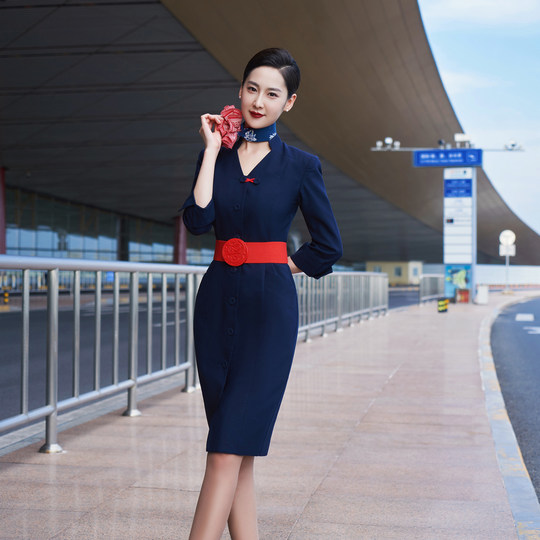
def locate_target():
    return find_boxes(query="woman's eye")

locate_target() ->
[247,86,256,92]
[268,92,278,98]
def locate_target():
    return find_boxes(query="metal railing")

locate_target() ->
[0,256,206,453]
[0,256,388,453]
[419,274,445,303]
[296,271,388,341]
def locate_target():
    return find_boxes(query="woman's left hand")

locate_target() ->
[287,257,302,274]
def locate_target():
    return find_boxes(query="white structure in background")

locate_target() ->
[499,229,516,293]
[443,167,475,265]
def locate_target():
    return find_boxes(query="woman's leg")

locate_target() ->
[227,456,259,539]
[189,452,243,540]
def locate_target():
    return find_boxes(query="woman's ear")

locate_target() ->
[283,94,297,112]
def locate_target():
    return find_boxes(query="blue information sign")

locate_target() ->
[444,178,472,198]
[444,264,471,298]
[413,148,483,167]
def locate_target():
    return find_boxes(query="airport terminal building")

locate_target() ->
[2,0,540,267]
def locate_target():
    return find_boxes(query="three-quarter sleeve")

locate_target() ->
[291,157,343,279]
[180,150,215,235]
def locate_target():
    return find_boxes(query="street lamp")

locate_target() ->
[374,138,402,151]
[371,134,523,153]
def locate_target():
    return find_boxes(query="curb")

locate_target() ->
[479,297,540,539]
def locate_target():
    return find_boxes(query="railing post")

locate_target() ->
[161,272,167,370]
[369,275,375,319]
[73,270,81,396]
[322,277,328,337]
[184,272,197,392]
[304,277,312,342]
[112,272,119,385]
[39,268,63,453]
[174,273,180,366]
[336,275,343,331]
[146,272,153,375]
[385,275,389,314]
[21,269,29,415]
[94,270,101,391]
[123,272,141,417]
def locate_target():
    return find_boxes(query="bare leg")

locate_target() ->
[189,452,243,540]
[228,456,259,539]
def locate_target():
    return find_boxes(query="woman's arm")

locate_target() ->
[193,114,223,208]
[290,157,342,278]
[180,114,223,235]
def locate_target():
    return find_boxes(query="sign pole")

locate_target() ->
[373,137,521,306]
[471,167,477,302]
[499,230,516,294]
[443,167,476,303]
[505,254,509,292]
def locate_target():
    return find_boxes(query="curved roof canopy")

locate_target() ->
[1,0,539,265]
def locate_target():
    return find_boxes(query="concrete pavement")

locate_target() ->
[1,292,540,539]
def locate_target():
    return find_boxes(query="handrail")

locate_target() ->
[0,255,388,453]
[419,274,445,303]
[0,255,207,274]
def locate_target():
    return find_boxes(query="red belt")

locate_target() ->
[214,238,287,266]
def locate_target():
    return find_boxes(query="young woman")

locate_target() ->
[181,48,342,539]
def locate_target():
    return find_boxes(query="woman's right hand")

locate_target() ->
[199,114,222,154]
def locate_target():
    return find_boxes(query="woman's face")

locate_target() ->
[239,66,296,129]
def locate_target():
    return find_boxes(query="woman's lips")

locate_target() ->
[250,111,264,119]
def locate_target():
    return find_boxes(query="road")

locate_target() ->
[491,296,540,499]
[388,287,420,310]
[0,300,187,421]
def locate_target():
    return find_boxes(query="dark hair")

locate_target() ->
[242,48,300,98]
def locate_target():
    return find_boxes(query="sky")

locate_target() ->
[417,0,540,236]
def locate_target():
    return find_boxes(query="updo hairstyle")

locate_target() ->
[242,48,301,99]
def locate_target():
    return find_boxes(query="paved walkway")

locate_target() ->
[1,292,540,539]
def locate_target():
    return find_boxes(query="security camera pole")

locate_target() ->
[371,134,523,303]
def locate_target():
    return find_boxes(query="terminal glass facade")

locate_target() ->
[5,188,173,262]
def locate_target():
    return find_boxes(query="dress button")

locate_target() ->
[227,328,234,336]
[233,204,240,211]
[228,297,237,305]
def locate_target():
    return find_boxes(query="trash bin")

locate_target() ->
[476,285,489,305]
[455,289,470,303]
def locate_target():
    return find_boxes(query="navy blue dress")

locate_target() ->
[182,134,342,456]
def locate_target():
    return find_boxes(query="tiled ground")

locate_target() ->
[0,294,529,539]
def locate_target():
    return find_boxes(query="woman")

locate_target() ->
[182,48,342,539]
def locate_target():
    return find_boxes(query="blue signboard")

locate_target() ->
[444,264,471,298]
[444,178,472,198]
[413,148,482,167]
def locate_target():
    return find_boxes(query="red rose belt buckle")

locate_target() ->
[222,238,248,266]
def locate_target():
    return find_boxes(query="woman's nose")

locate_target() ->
[253,93,263,108]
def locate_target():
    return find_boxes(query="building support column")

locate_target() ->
[117,216,129,261]
[173,216,187,265]
[0,167,6,254]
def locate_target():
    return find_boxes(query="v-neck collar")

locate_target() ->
[235,134,282,178]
